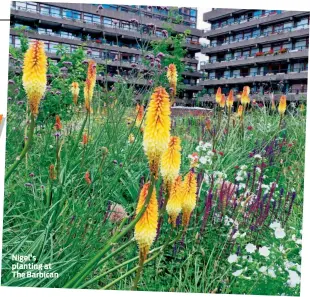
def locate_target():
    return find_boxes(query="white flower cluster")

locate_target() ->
[270,221,286,239]
[195,141,214,166]
[236,165,248,182]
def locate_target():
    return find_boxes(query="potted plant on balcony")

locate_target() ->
[278,47,287,54]
[255,51,264,57]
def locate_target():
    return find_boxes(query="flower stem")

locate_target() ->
[5,114,36,182]
[63,174,157,288]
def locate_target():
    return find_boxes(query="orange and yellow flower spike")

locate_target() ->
[237,105,243,117]
[167,64,178,96]
[54,115,62,131]
[226,89,234,110]
[22,40,47,116]
[219,94,226,108]
[84,60,97,112]
[241,86,251,105]
[215,87,222,104]
[71,82,80,105]
[136,104,144,127]
[143,87,171,177]
[278,95,287,115]
[166,175,183,227]
[160,136,181,189]
[0,114,3,124]
[134,182,158,262]
[181,171,197,228]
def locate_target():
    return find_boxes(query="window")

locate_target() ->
[63,9,81,20]
[103,4,118,11]
[263,26,272,35]
[51,7,61,18]
[92,49,100,58]
[40,5,50,16]
[242,49,250,57]
[252,28,260,37]
[156,30,163,37]
[250,67,258,76]
[93,15,100,24]
[38,28,53,35]
[15,37,21,48]
[244,30,252,39]
[234,50,242,58]
[253,10,262,18]
[104,17,112,26]
[295,39,307,49]
[262,45,271,52]
[120,22,130,31]
[9,35,13,45]
[273,23,283,33]
[284,22,293,31]
[296,18,309,27]
[50,42,58,53]
[232,69,240,77]
[84,13,93,23]
[190,9,197,17]
[251,47,259,55]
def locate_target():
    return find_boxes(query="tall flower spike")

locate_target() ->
[219,94,226,108]
[134,182,158,262]
[181,171,197,228]
[166,176,183,227]
[227,89,234,110]
[160,136,181,189]
[143,87,171,177]
[54,115,62,131]
[278,95,287,115]
[136,104,144,127]
[241,86,250,105]
[215,87,222,104]
[71,82,80,105]
[237,105,243,117]
[22,40,47,116]
[84,60,97,112]
[167,64,178,96]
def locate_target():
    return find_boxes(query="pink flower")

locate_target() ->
[108,203,128,223]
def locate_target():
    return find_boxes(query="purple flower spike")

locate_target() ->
[54,132,61,139]
[8,79,15,85]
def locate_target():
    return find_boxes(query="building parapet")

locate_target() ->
[203,10,308,37]
[201,26,309,54]
[199,71,308,86]
[200,47,309,70]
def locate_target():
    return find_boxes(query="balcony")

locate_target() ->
[203,9,246,22]
[180,84,203,91]
[203,10,308,37]
[201,24,309,54]
[199,69,308,86]
[11,6,170,43]
[43,2,203,36]
[10,28,145,55]
[200,47,309,70]
[200,92,307,102]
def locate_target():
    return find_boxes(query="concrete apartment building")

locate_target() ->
[199,9,309,101]
[9,2,203,102]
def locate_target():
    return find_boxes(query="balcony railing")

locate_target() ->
[12,6,166,38]
[200,46,309,66]
[206,67,308,80]
[203,11,282,32]
[203,24,309,48]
